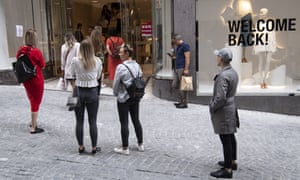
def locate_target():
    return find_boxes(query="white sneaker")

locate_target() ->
[137,144,144,152]
[114,147,130,155]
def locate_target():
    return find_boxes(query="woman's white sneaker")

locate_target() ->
[137,144,144,152]
[114,147,130,155]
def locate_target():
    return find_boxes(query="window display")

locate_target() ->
[152,0,173,79]
[196,0,300,95]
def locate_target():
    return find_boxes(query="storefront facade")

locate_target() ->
[152,0,300,115]
[0,0,153,83]
[0,0,51,84]
[0,0,299,115]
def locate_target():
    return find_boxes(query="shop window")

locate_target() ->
[4,0,49,63]
[152,0,173,79]
[196,0,300,95]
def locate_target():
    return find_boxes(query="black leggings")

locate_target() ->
[219,134,237,169]
[74,87,99,147]
[117,98,143,147]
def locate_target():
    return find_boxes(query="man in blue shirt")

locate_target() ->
[172,34,190,108]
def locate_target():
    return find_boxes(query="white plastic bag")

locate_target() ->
[56,77,66,90]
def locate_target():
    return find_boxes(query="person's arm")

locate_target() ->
[120,38,125,47]
[210,77,228,113]
[184,51,190,75]
[106,39,112,56]
[96,57,103,80]
[167,52,176,60]
[35,48,46,69]
[75,43,80,57]
[70,57,77,80]
[112,65,122,96]
[61,45,65,71]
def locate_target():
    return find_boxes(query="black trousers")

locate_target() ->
[74,87,99,147]
[117,98,143,147]
[219,134,237,169]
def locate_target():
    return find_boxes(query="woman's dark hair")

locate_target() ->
[90,29,104,55]
[77,23,82,29]
[123,44,134,57]
[109,29,118,36]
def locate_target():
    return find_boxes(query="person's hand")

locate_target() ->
[241,57,248,63]
[183,69,189,75]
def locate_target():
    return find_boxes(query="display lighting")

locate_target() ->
[237,0,252,15]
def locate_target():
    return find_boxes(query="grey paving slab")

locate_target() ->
[0,83,299,180]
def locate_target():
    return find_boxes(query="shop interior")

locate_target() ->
[49,0,152,80]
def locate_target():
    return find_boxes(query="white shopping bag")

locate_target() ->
[56,77,67,90]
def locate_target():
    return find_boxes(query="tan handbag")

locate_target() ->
[180,75,193,91]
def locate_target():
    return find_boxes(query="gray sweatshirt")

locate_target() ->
[112,60,142,103]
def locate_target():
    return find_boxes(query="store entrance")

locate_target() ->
[46,0,153,79]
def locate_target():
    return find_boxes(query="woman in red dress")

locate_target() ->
[106,29,124,81]
[16,29,46,134]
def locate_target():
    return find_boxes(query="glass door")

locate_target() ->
[45,0,69,76]
[120,0,153,76]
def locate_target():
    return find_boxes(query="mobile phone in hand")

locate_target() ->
[167,52,173,57]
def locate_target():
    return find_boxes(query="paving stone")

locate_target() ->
[0,84,299,179]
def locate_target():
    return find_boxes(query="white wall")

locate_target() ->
[0,1,11,70]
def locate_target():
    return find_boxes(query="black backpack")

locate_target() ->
[123,63,145,100]
[12,51,36,83]
[109,38,121,60]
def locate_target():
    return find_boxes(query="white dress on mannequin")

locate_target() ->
[254,9,277,88]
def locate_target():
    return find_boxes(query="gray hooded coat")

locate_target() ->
[209,65,239,134]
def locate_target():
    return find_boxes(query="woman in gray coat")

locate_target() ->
[209,47,239,179]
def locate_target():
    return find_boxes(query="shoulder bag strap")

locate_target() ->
[122,63,135,78]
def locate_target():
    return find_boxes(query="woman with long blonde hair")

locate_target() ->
[90,28,105,94]
[70,39,102,154]
[61,32,80,93]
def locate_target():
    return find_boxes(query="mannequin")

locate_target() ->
[233,0,254,63]
[254,8,277,88]
[240,12,252,63]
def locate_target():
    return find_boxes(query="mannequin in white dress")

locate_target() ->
[254,8,277,88]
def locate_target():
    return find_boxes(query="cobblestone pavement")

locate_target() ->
[0,84,299,180]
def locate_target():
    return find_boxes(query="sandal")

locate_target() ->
[30,127,44,134]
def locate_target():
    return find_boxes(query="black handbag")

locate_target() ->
[66,87,80,109]
[66,96,80,108]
